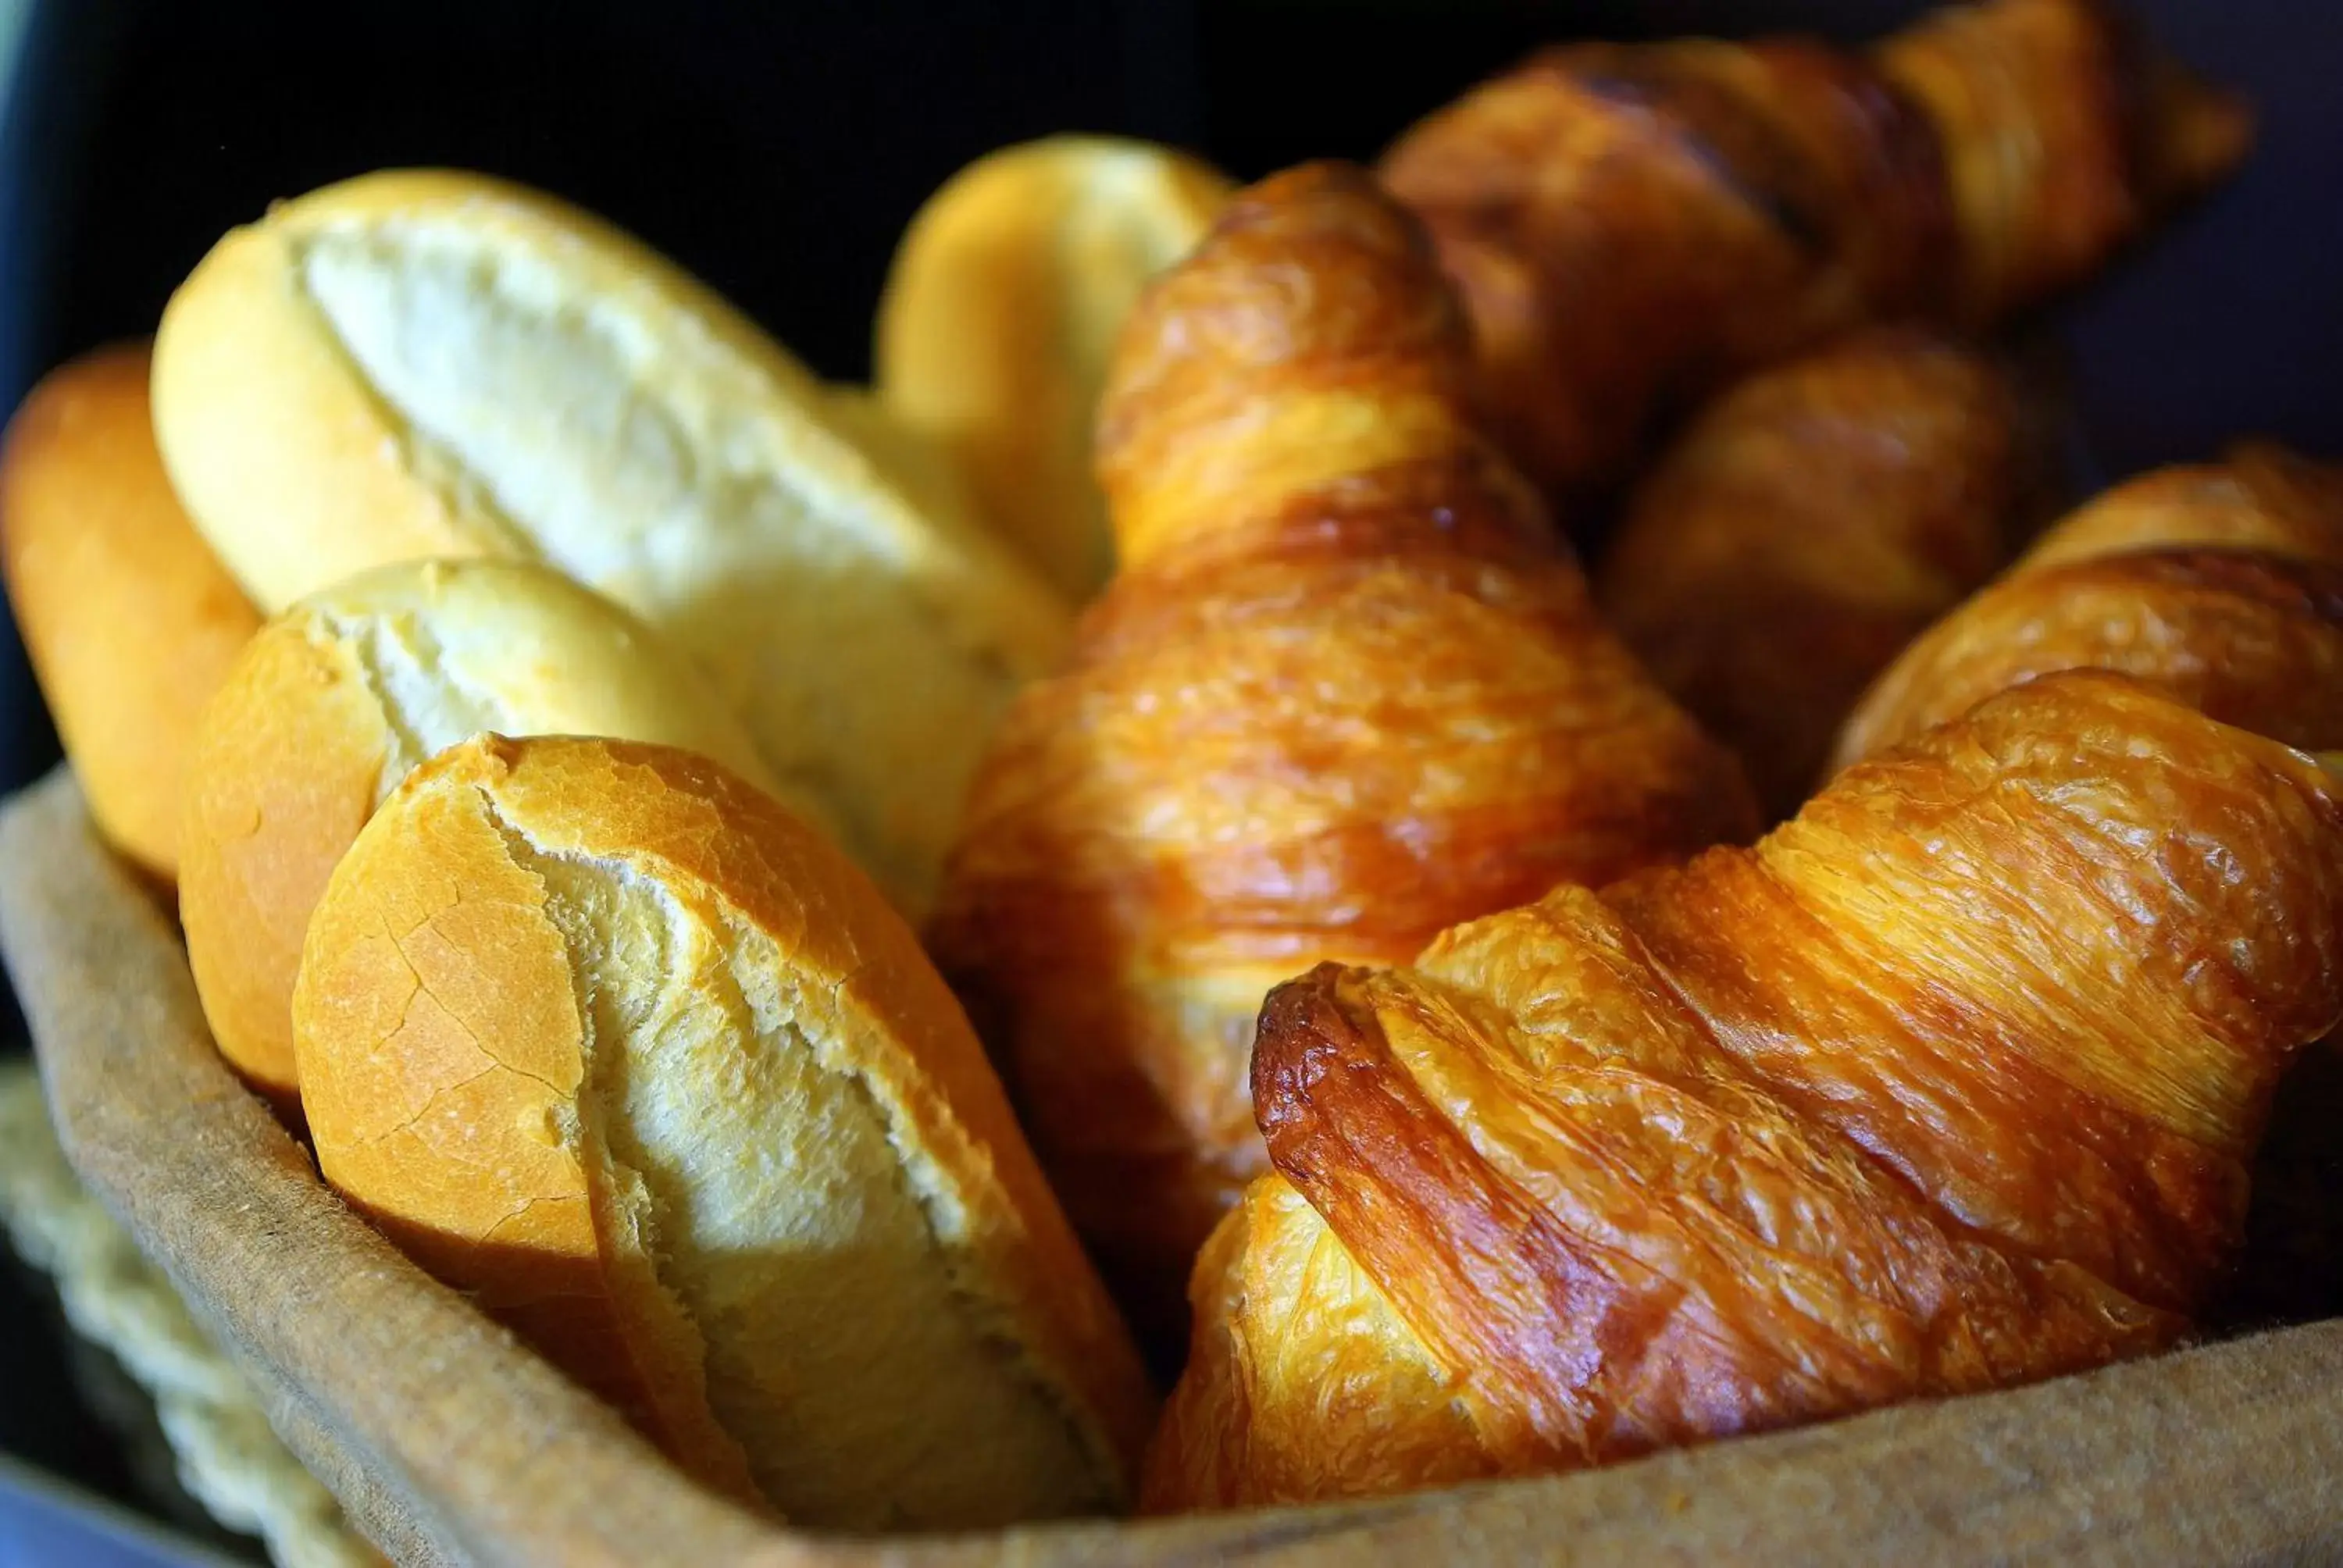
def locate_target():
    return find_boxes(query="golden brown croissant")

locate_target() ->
[1597,327,2054,818]
[1147,671,2343,1509]
[1822,444,2343,1332]
[1379,0,2251,500]
[1833,443,2343,768]
[930,162,1757,1351]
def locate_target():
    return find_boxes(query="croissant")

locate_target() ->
[930,163,1756,1350]
[1824,444,2343,1331]
[1147,671,2343,1509]
[1833,443,2343,768]
[1380,0,2250,499]
[1597,327,2053,818]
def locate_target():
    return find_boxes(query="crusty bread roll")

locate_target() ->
[293,732,1154,1527]
[180,557,799,1103]
[0,342,259,881]
[152,168,1072,915]
[876,136,1233,598]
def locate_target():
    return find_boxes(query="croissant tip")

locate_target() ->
[1251,964,1375,1130]
[2136,59,2256,208]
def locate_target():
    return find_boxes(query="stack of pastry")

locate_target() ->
[6,0,2340,1541]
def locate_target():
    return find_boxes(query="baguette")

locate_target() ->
[293,733,1154,1527]
[153,169,1072,915]
[0,343,259,881]
[876,137,1232,597]
[180,557,797,1102]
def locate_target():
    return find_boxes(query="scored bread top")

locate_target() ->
[178,557,797,1102]
[154,167,1074,915]
[0,342,259,881]
[293,734,1154,1528]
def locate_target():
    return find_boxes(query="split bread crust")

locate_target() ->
[154,168,1072,915]
[179,557,793,1102]
[293,733,1155,1529]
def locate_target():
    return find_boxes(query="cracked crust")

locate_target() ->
[178,556,791,1102]
[291,734,1155,1526]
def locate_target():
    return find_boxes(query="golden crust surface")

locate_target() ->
[179,608,385,1103]
[154,166,1072,914]
[1150,672,2343,1509]
[296,735,1154,1524]
[934,162,1756,1351]
[877,136,1235,598]
[291,734,753,1495]
[177,558,791,1103]
[1379,0,2245,498]
[1599,327,2043,818]
[1834,444,2343,769]
[0,343,259,881]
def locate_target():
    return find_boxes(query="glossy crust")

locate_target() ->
[0,344,259,881]
[1833,444,2343,768]
[294,736,1154,1526]
[1824,445,2343,1334]
[1379,0,2250,499]
[1877,0,2257,320]
[152,167,1071,915]
[931,163,1757,1352]
[876,136,1235,598]
[1599,328,2049,818]
[1149,672,2343,1509]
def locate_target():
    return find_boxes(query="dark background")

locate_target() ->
[0,0,2335,1555]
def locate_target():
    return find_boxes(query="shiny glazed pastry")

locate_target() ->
[152,169,1072,915]
[876,136,1236,598]
[1821,443,2343,1331]
[294,734,1154,1529]
[1148,672,2343,1509]
[179,558,794,1103]
[1833,443,2343,767]
[1599,328,2051,818]
[1381,0,2251,499]
[0,343,259,882]
[931,162,1757,1349]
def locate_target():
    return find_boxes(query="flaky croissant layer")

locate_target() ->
[933,163,1754,1352]
[1148,672,2343,1510]
[1835,443,2343,768]
[1821,445,2343,1333]
[1382,0,2250,500]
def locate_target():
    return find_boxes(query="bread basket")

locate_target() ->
[4,765,2339,1565]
